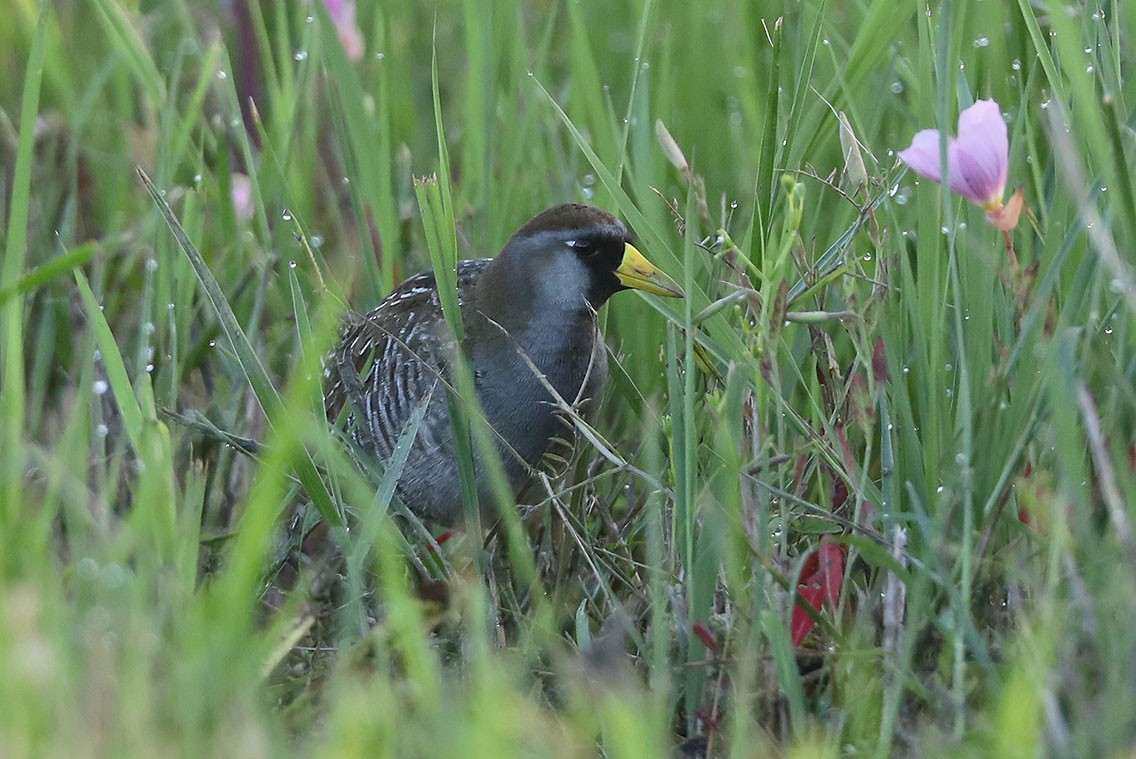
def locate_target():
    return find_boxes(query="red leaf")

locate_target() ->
[693,622,718,655]
[815,539,845,609]
[791,582,826,646]
[791,539,847,646]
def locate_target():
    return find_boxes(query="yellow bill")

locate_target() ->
[614,243,685,298]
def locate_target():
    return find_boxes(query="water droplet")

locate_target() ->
[167,302,175,310]
[1011,59,1021,70]
[145,363,154,373]
[217,70,228,80]
[945,363,953,372]
[375,51,385,59]
[311,235,324,248]
[822,38,830,45]
[145,258,158,273]
[730,200,738,209]
[974,36,990,48]
[208,340,217,348]
[890,81,904,94]
[92,380,109,395]
[305,15,314,23]
[193,173,202,185]
[341,176,351,185]
[95,423,109,438]
[289,260,298,269]
[282,209,293,221]
[142,322,155,335]
[863,253,872,261]
[294,50,308,61]
[902,366,910,374]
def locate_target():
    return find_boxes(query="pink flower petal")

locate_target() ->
[948,100,1008,208]
[898,129,949,184]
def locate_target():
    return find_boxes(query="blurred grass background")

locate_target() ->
[2,0,1135,755]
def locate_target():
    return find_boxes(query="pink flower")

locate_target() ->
[899,99,1022,232]
[230,173,253,222]
[320,0,364,62]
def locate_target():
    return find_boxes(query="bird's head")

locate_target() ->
[485,204,684,319]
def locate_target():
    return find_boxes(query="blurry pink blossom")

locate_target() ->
[899,99,1022,232]
[230,173,253,222]
[321,0,364,62]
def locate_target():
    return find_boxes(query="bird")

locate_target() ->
[324,203,684,526]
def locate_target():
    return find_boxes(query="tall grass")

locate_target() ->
[1,0,1134,755]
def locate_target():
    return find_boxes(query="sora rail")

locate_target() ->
[324,203,684,525]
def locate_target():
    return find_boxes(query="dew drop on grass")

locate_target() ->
[217,70,227,80]
[208,340,217,348]
[95,423,109,438]
[973,36,990,48]
[890,81,904,94]
[77,557,99,580]
[294,50,308,61]
[289,260,298,269]
[92,380,108,395]
[305,15,314,22]
[1011,59,1021,70]
[145,258,158,272]
[311,235,324,248]
[282,209,293,221]
[375,52,385,59]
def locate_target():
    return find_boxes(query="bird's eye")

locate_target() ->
[567,240,593,254]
